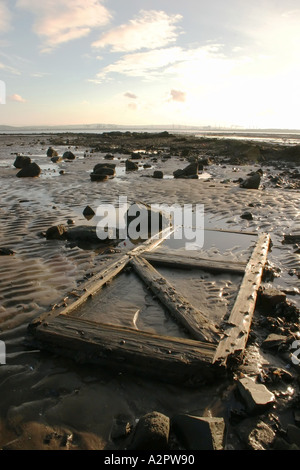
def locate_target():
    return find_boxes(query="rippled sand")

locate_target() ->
[0,134,299,449]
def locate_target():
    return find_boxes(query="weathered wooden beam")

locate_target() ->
[143,251,246,274]
[29,315,218,384]
[129,256,220,344]
[213,232,270,365]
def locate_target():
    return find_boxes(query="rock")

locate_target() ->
[93,163,116,172]
[171,414,225,450]
[0,247,14,256]
[128,411,170,450]
[237,376,275,413]
[63,151,76,160]
[282,232,300,244]
[47,147,58,157]
[125,201,171,241]
[173,162,198,179]
[104,153,114,160]
[13,155,31,168]
[257,287,287,311]
[261,333,289,350]
[240,173,261,189]
[125,159,139,171]
[46,225,68,240]
[90,173,109,182]
[93,166,115,176]
[16,162,41,178]
[153,170,164,179]
[241,211,253,220]
[67,225,114,244]
[83,206,95,219]
[51,156,62,163]
[236,418,276,450]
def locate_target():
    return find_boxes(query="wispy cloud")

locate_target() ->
[92,10,182,52]
[0,1,12,33]
[96,46,184,81]
[124,91,138,99]
[16,0,112,52]
[9,93,27,102]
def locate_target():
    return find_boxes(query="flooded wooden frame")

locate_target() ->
[27,227,270,384]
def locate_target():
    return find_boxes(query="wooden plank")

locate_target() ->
[129,256,220,344]
[143,251,246,274]
[213,233,270,365]
[28,315,218,384]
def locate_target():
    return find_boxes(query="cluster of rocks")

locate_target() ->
[13,155,41,178]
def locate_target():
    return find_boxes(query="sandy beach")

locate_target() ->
[0,132,299,450]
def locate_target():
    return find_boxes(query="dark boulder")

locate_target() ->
[173,162,198,179]
[51,156,63,163]
[90,173,109,181]
[63,151,76,160]
[47,147,58,157]
[125,160,139,171]
[153,170,164,179]
[16,162,41,178]
[93,163,116,171]
[240,173,261,189]
[13,155,31,168]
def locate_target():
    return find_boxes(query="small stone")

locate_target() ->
[237,376,275,412]
[83,206,95,219]
[0,247,14,256]
[241,211,253,220]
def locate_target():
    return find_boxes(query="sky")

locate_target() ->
[0,0,300,129]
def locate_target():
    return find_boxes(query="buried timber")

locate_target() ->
[26,205,270,384]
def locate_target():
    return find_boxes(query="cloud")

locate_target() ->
[94,44,233,83]
[92,10,182,52]
[0,1,11,33]
[9,93,27,103]
[124,92,137,99]
[96,46,184,81]
[169,89,186,102]
[16,0,111,51]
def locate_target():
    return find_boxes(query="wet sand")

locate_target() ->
[0,133,299,450]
